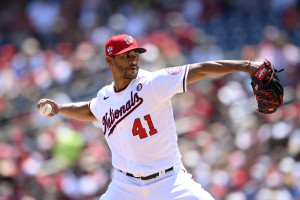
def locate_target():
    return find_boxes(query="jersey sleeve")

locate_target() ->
[150,65,189,103]
[89,95,102,122]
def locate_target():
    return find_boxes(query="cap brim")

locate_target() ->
[136,48,147,54]
[115,47,147,55]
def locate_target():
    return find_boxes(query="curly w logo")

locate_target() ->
[124,36,133,44]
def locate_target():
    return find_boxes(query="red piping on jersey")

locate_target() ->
[183,65,187,92]
[88,100,92,108]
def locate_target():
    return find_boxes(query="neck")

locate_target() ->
[113,78,132,92]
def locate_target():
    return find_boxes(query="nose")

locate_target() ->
[129,60,137,65]
[129,57,138,65]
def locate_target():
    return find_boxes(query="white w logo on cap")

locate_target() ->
[124,36,133,45]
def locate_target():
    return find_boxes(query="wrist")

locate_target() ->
[245,60,251,73]
[57,104,63,113]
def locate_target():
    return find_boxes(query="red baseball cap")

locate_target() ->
[105,34,146,56]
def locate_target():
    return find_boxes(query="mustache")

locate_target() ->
[127,64,138,69]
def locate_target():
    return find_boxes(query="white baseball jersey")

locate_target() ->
[89,65,189,176]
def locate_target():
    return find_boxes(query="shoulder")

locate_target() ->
[133,69,154,83]
[140,66,187,80]
[137,69,152,78]
[136,68,166,81]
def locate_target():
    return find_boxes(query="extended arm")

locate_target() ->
[37,99,97,121]
[187,60,260,85]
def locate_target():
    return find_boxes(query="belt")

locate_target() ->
[119,166,174,180]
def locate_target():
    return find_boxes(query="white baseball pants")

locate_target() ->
[99,167,215,200]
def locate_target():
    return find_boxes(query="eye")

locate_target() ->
[124,54,129,58]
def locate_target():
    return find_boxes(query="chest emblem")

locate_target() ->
[137,83,142,91]
[102,91,143,136]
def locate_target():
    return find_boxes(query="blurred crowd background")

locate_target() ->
[0,0,300,199]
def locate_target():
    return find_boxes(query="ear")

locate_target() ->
[106,56,113,67]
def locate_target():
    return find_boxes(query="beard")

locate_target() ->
[114,62,139,80]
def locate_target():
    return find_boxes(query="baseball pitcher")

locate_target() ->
[37,34,283,200]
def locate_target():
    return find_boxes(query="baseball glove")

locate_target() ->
[250,60,284,114]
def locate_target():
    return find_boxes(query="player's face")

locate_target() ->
[110,50,140,80]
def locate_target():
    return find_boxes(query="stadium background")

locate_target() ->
[0,0,300,199]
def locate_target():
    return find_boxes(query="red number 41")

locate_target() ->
[132,114,158,139]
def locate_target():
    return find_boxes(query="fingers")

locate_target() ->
[48,107,59,117]
[37,99,47,109]
[37,99,53,108]
[37,99,59,117]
